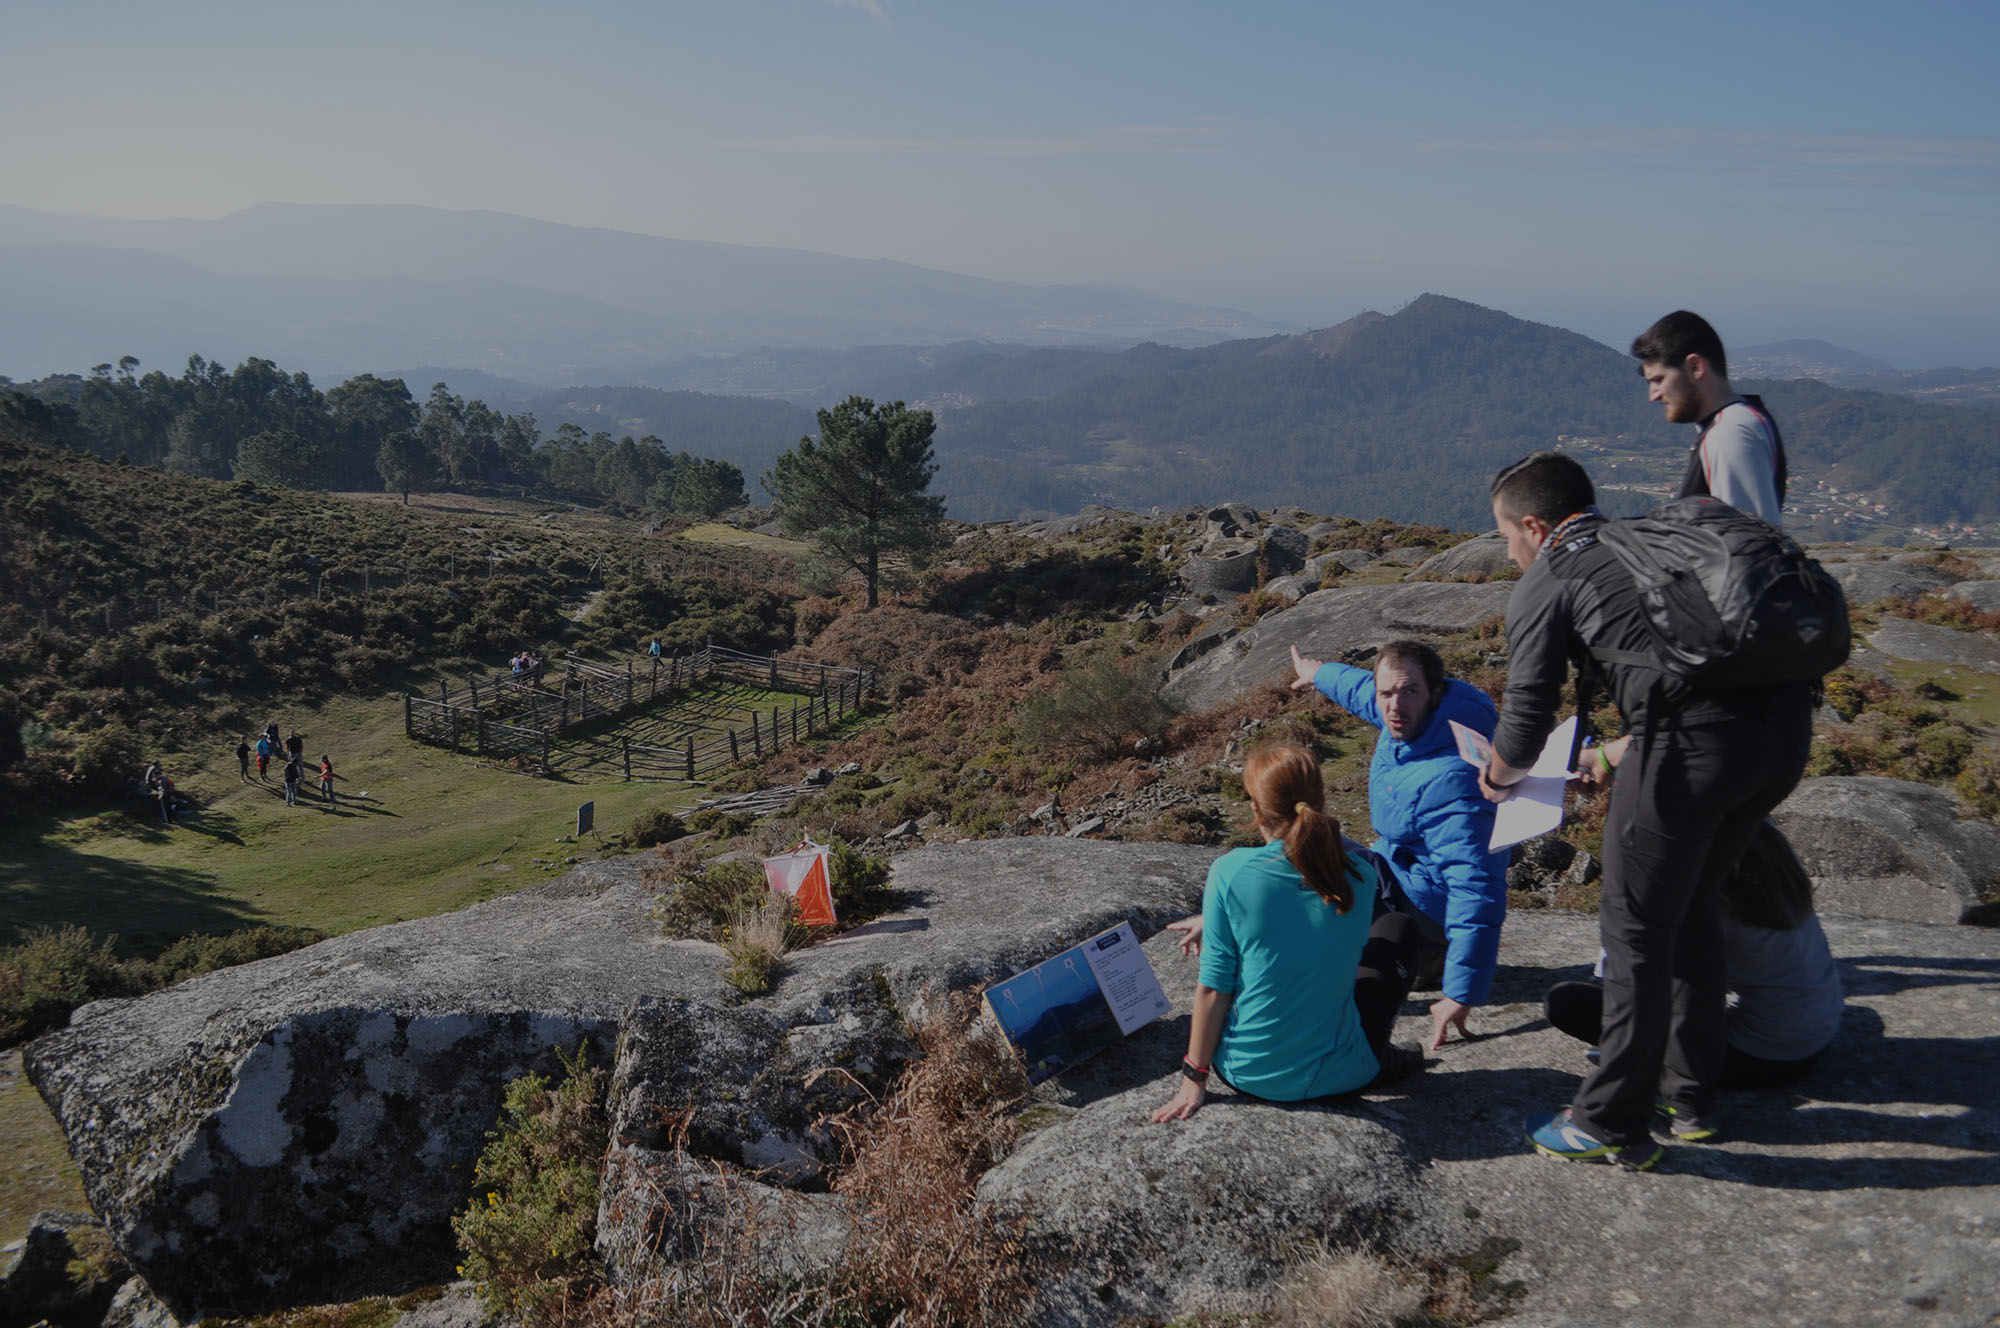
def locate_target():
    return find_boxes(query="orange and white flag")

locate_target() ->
[762,839,838,928]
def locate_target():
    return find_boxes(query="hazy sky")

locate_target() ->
[7,0,1997,365]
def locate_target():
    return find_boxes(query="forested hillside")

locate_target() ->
[0,359,801,518]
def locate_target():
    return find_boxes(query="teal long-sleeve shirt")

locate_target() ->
[1198,840,1380,1100]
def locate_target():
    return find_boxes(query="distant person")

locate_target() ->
[648,638,663,658]
[1541,820,1844,1094]
[255,733,272,779]
[1631,310,1786,524]
[142,760,161,795]
[1484,451,1812,1169]
[285,730,305,767]
[510,652,524,676]
[319,754,337,804]
[236,738,251,783]
[282,756,302,807]
[1288,641,1509,1051]
[264,721,282,753]
[1151,743,1426,1123]
[156,771,176,825]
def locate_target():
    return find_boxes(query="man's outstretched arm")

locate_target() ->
[1290,645,1382,729]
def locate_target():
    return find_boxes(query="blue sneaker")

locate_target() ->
[1526,1108,1663,1170]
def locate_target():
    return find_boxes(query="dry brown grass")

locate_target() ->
[1266,1246,1426,1328]
[826,990,1041,1328]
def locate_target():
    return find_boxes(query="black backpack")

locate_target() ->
[1590,497,1849,688]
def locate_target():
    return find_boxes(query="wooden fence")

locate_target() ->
[403,643,872,778]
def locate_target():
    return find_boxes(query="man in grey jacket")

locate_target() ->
[1632,310,1786,525]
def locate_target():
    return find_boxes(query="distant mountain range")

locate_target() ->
[1735,339,2000,406]
[0,203,1288,382]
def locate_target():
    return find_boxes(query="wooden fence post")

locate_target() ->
[769,653,779,687]
[627,661,635,711]
[685,737,695,781]
[791,703,798,745]
[751,712,762,755]
[729,729,739,761]
[478,715,488,756]
[404,694,412,737]
[621,736,632,782]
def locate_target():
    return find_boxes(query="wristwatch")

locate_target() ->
[1181,1059,1210,1084]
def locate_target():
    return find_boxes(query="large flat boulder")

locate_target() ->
[988,908,2000,1327]
[1163,582,1513,712]
[1408,531,1513,581]
[1826,560,1959,604]
[1866,616,2000,673]
[22,866,686,1317]
[1774,776,2000,925]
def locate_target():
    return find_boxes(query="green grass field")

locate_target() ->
[2,692,698,947]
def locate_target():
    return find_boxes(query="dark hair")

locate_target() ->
[1631,310,1729,380]
[1241,743,1353,913]
[1721,821,1813,931]
[1490,451,1596,525]
[1375,639,1444,697]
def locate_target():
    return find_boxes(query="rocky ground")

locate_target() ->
[12,835,1997,1328]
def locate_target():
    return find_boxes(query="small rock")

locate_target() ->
[101,1276,181,1328]
[835,762,862,776]
[887,819,921,840]
[1032,800,1060,823]
[1065,816,1107,838]
[802,767,832,786]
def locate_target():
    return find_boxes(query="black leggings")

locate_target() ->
[1544,980,1820,1092]
[1355,910,1427,1060]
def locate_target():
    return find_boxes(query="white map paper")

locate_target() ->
[1452,716,1578,851]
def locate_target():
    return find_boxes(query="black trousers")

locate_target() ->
[1544,980,1821,1092]
[1572,692,1812,1147]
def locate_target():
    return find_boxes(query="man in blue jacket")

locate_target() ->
[1290,641,1509,1050]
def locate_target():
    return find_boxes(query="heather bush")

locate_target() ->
[452,1045,608,1322]
[649,857,766,941]
[626,807,686,848]
[1019,652,1177,761]
[0,925,125,1044]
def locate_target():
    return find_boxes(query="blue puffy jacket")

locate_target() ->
[1313,662,1510,1005]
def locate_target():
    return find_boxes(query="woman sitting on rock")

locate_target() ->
[1542,820,1844,1112]
[1153,742,1427,1122]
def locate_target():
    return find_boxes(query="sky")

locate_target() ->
[6,0,1998,366]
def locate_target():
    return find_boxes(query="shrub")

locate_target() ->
[141,925,325,986]
[0,923,326,1048]
[626,806,686,848]
[0,925,126,1044]
[68,723,146,796]
[651,857,767,941]
[827,838,895,919]
[452,1045,607,1323]
[1019,653,1177,761]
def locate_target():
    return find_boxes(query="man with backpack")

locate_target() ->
[1632,310,1785,525]
[1482,451,1819,1170]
